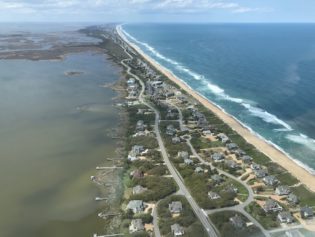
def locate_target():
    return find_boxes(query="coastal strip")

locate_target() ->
[116,25,315,193]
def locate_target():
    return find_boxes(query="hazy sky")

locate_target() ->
[0,0,315,23]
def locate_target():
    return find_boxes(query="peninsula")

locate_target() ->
[83,24,315,237]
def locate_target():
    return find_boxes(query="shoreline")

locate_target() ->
[116,25,315,193]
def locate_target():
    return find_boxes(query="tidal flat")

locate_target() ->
[0,51,123,237]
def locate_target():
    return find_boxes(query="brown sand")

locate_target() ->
[117,26,315,192]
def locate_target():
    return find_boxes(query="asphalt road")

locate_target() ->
[117,36,220,237]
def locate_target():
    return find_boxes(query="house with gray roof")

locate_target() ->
[217,133,230,143]
[287,193,299,205]
[169,201,183,214]
[166,124,176,136]
[224,184,239,194]
[136,120,146,131]
[184,158,193,165]
[277,211,294,223]
[171,224,185,236]
[128,145,145,161]
[202,130,212,136]
[263,175,279,186]
[195,167,204,173]
[211,174,224,184]
[229,215,244,229]
[208,191,221,200]
[226,143,238,151]
[197,117,209,129]
[225,160,238,169]
[234,149,246,157]
[172,136,181,144]
[127,78,136,85]
[127,200,145,214]
[263,199,283,213]
[250,163,261,171]
[129,219,144,233]
[211,152,225,163]
[166,108,178,119]
[132,145,145,155]
[241,155,253,164]
[132,185,147,195]
[254,169,268,178]
[275,185,291,196]
[300,206,314,219]
[177,151,189,160]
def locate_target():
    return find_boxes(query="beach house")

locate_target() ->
[229,215,245,229]
[263,175,279,186]
[127,200,145,214]
[300,206,314,219]
[171,224,185,236]
[208,191,221,200]
[277,212,294,223]
[177,151,189,160]
[275,185,291,196]
[169,201,183,214]
[129,219,144,233]
[132,185,148,195]
[263,199,283,213]
[211,152,225,163]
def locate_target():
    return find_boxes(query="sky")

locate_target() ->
[0,0,315,23]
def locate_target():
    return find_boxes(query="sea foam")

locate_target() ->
[123,26,293,132]
[121,25,315,175]
[287,134,315,151]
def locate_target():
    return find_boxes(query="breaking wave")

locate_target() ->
[287,134,315,151]
[123,26,293,131]
[121,25,315,172]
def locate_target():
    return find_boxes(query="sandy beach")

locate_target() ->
[117,25,315,193]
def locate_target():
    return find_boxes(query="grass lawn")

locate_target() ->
[276,172,299,186]
[232,180,249,202]
[291,185,315,206]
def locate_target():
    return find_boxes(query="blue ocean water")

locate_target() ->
[122,23,315,173]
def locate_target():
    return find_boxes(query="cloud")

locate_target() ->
[0,0,274,21]
[154,0,273,14]
[130,0,153,4]
[232,6,274,13]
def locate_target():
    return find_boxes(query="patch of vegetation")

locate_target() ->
[147,165,168,176]
[126,106,155,136]
[130,176,177,202]
[158,195,207,237]
[291,185,315,206]
[265,162,286,175]
[276,172,299,186]
[146,149,163,163]
[210,211,264,237]
[245,202,279,230]
[130,160,155,172]
[183,171,238,209]
[230,180,249,202]
[129,136,158,150]
[190,135,222,151]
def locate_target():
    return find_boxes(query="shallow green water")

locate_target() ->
[0,52,121,237]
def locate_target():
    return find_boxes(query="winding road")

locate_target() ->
[170,102,271,237]
[116,33,220,237]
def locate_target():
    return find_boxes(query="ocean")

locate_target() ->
[122,23,315,174]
